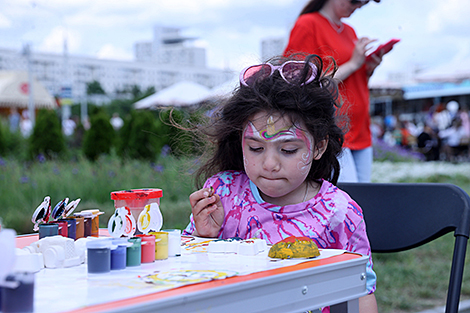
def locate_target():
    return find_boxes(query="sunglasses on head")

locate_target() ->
[240,61,318,87]
[350,0,370,5]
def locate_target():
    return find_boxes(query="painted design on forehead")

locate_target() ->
[245,121,295,142]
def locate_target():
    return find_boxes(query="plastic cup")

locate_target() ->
[110,189,163,230]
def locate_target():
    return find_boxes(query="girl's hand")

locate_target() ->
[189,187,224,238]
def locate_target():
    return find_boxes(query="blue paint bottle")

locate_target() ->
[86,240,111,274]
[110,239,127,270]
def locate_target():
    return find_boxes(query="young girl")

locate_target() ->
[183,54,377,312]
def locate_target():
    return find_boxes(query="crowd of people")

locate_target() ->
[371,100,470,162]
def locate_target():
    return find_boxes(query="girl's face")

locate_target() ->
[242,112,327,206]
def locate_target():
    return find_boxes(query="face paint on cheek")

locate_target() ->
[293,127,314,175]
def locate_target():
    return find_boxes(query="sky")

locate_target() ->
[1,0,470,86]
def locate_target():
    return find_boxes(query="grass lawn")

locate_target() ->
[1,156,470,312]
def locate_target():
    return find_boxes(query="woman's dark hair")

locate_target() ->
[299,0,327,15]
[188,54,345,188]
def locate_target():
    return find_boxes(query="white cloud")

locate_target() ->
[38,26,81,53]
[96,44,132,60]
[0,12,12,28]
[427,0,470,34]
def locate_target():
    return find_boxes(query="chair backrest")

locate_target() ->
[337,182,470,313]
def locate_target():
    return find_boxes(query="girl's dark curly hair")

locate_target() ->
[191,54,345,188]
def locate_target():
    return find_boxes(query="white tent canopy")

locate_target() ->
[206,76,239,101]
[134,81,212,109]
[0,71,56,109]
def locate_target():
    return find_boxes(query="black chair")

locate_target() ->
[336,182,470,313]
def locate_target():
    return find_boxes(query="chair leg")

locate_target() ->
[445,236,468,313]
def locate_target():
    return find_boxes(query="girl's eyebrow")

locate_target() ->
[243,135,303,143]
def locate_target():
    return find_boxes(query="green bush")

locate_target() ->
[119,110,163,161]
[28,109,65,159]
[82,112,115,161]
[0,119,5,156]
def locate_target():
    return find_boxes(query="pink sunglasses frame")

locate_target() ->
[239,61,318,87]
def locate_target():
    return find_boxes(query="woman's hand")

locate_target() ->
[189,187,225,238]
[365,51,383,78]
[351,37,376,68]
[335,37,376,81]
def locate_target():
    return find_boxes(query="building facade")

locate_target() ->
[0,26,233,104]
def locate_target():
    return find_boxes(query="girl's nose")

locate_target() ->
[262,151,280,172]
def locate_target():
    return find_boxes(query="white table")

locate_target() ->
[16,234,368,313]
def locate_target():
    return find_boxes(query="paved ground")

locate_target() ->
[371,161,470,183]
[416,299,470,313]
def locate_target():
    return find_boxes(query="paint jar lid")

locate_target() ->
[64,199,81,218]
[32,196,51,230]
[86,239,112,249]
[110,189,163,200]
[51,198,69,220]
[111,238,132,249]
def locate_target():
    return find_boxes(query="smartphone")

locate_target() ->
[366,38,400,61]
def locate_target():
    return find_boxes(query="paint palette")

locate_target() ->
[107,206,136,238]
[207,238,268,256]
[137,202,163,234]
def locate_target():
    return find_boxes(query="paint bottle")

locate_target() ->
[149,231,168,260]
[161,229,181,257]
[126,237,141,267]
[38,223,59,239]
[110,239,127,270]
[1,273,35,313]
[136,234,155,263]
[59,218,76,240]
[86,240,111,274]
[83,216,92,237]
[51,220,68,237]
[74,216,84,239]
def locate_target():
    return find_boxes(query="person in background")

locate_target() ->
[20,110,33,138]
[110,112,124,131]
[284,0,385,182]
[9,108,20,133]
[182,54,377,312]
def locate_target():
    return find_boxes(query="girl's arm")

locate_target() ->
[359,294,378,313]
[189,187,225,238]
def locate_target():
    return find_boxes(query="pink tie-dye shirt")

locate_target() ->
[184,170,376,295]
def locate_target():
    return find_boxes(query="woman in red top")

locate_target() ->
[284,0,383,183]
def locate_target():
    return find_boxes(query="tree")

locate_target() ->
[28,109,65,159]
[86,80,106,95]
[82,112,114,161]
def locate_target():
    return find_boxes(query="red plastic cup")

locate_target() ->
[110,189,163,224]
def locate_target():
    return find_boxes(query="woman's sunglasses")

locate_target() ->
[240,61,318,87]
[351,0,370,5]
